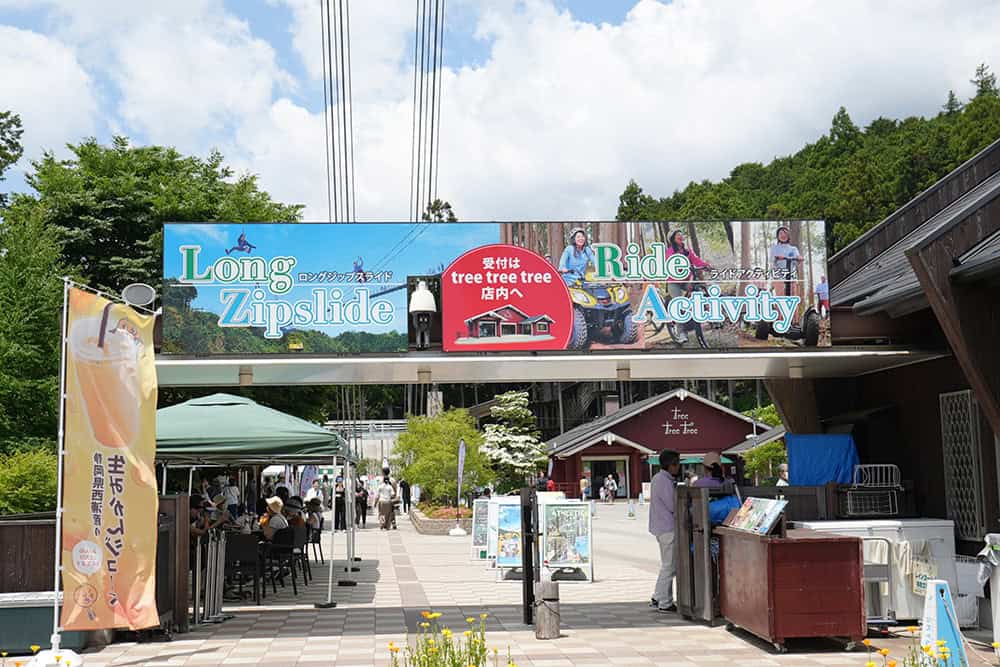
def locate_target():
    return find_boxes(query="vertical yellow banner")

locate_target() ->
[60,287,160,631]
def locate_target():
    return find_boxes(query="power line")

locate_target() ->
[337,0,351,223]
[433,0,445,201]
[319,0,333,222]
[408,0,420,222]
[344,0,357,223]
[322,0,339,221]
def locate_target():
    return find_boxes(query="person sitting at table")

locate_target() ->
[260,496,289,540]
[306,497,323,531]
[284,497,307,528]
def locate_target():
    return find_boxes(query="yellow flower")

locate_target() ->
[442,628,453,637]
[430,612,443,619]
[421,610,432,619]
[862,639,872,647]
[922,646,932,654]
[464,630,472,637]
[879,648,890,656]
[428,639,435,646]
[907,626,919,633]
[429,647,437,654]
[480,612,489,619]
[466,617,476,623]
[420,622,430,628]
[30,646,40,654]
[865,662,876,667]
[993,642,1000,649]
[888,662,897,667]
[936,640,947,647]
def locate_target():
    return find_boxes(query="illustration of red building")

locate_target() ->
[462,305,554,340]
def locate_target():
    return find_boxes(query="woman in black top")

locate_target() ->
[334,476,347,531]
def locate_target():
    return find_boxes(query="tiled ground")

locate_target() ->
[80,504,993,666]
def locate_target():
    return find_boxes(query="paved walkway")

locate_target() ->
[81,503,989,666]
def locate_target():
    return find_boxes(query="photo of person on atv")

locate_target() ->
[500,221,830,350]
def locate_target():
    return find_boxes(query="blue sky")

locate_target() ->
[164,222,499,334]
[3,1,999,222]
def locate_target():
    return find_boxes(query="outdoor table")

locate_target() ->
[715,527,865,653]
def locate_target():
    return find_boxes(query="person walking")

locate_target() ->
[605,475,618,504]
[223,476,241,518]
[650,449,680,613]
[355,482,369,528]
[334,476,347,531]
[579,473,590,500]
[377,475,396,530]
[399,479,411,514]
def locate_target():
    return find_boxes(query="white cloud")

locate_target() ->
[4,0,1000,222]
[0,26,97,167]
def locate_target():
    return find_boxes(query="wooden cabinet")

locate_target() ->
[716,527,865,652]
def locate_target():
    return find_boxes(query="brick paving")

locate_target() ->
[80,503,992,666]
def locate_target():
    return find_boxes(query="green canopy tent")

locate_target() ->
[156,393,350,467]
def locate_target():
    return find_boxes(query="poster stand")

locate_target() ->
[541,502,594,584]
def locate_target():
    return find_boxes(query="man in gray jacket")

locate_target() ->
[649,449,680,612]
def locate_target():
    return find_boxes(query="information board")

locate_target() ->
[543,503,592,568]
[496,504,523,568]
[724,496,787,535]
[471,499,489,559]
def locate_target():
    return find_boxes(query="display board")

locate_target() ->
[496,504,523,568]
[724,497,788,535]
[542,503,592,568]
[471,499,489,559]
[162,221,831,354]
[486,496,520,565]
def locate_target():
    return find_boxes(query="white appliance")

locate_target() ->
[793,519,958,621]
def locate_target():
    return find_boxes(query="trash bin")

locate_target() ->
[534,581,560,640]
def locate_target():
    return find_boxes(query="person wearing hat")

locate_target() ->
[558,227,595,286]
[260,496,289,540]
[649,449,680,613]
[284,496,307,528]
[692,452,726,488]
[306,497,323,532]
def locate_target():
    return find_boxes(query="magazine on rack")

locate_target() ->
[724,497,787,535]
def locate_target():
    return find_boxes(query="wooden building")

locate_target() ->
[774,136,1000,554]
[547,388,769,498]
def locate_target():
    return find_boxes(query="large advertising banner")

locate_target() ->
[162,221,829,354]
[61,288,160,631]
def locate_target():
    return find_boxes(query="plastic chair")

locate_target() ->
[267,528,299,596]
[292,524,311,585]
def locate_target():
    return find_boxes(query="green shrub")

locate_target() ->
[0,447,58,515]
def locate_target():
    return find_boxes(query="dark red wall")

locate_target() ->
[613,396,754,454]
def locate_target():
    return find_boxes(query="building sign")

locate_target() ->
[61,288,160,630]
[663,406,698,435]
[162,221,830,354]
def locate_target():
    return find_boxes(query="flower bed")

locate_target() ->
[390,611,517,667]
[410,505,473,535]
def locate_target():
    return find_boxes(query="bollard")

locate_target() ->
[534,581,560,640]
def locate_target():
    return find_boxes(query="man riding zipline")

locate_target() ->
[225,231,257,255]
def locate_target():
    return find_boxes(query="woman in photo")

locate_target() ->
[558,227,595,286]
[770,226,804,298]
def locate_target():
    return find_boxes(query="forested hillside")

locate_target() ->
[617,65,1000,255]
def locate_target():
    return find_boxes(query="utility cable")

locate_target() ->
[319,0,333,222]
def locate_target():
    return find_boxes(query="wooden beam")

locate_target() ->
[906,198,1000,434]
[764,379,821,433]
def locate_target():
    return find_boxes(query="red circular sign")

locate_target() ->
[441,244,573,352]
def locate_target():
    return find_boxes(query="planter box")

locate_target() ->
[0,593,89,654]
[410,508,473,536]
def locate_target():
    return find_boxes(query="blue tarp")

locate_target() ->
[785,433,859,485]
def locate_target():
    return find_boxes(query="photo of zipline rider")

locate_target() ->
[754,225,821,347]
[560,227,638,350]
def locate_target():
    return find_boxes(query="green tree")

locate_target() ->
[0,204,67,453]
[0,448,59,514]
[394,408,491,503]
[943,90,963,116]
[971,63,999,99]
[0,110,24,208]
[741,404,785,484]
[480,390,546,493]
[21,136,302,293]
[422,198,457,222]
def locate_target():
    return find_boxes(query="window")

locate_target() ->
[940,390,986,541]
[537,322,549,332]
[500,323,516,336]
[478,321,496,337]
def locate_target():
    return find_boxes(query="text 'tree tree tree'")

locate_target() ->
[393,408,492,504]
[481,390,547,493]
